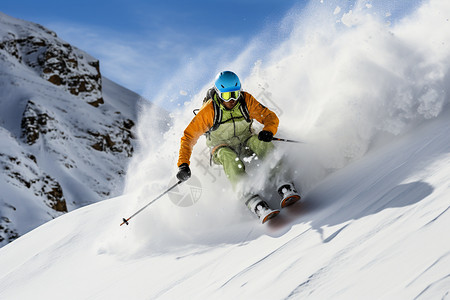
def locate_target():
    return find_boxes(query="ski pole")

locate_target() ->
[120,180,183,226]
[273,137,305,144]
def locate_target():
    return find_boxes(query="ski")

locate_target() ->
[246,195,281,224]
[261,209,280,224]
[278,183,301,208]
[281,194,301,208]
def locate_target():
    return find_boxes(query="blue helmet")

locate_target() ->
[214,71,241,93]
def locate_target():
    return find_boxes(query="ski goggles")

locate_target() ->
[218,90,241,102]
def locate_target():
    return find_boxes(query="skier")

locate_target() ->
[176,71,300,223]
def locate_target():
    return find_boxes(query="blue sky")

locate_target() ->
[2,0,423,109]
[2,0,303,108]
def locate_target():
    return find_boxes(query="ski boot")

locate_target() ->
[278,183,301,208]
[245,195,280,224]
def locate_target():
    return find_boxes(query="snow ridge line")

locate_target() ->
[219,227,313,289]
[414,274,450,300]
[407,251,450,289]
[424,205,450,227]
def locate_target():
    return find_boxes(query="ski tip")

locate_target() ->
[281,195,301,208]
[262,210,280,224]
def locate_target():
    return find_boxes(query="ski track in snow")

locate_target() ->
[219,226,313,289]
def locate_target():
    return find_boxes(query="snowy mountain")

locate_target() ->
[0,110,449,299]
[0,12,167,246]
[1,0,450,299]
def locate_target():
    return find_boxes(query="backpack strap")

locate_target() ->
[238,92,251,122]
[194,87,217,115]
[195,87,221,132]
[210,90,250,130]
[204,87,215,104]
[197,88,249,131]
[210,93,222,131]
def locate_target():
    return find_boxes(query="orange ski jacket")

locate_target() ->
[177,92,279,166]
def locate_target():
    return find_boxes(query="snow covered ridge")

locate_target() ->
[0,12,103,107]
[0,12,166,246]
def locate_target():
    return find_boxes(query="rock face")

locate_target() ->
[1,152,67,213]
[0,27,103,106]
[0,12,167,246]
[21,100,58,145]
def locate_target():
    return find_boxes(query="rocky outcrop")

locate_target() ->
[0,150,66,244]
[21,101,58,145]
[88,117,135,157]
[0,153,67,214]
[0,216,19,244]
[0,31,103,106]
[0,12,158,248]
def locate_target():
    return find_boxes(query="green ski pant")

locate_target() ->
[212,135,274,188]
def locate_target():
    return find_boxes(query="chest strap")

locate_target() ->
[210,92,250,132]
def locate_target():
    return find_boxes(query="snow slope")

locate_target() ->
[0,107,448,300]
[0,12,168,246]
[1,0,450,299]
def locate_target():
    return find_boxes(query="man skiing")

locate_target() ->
[176,71,300,223]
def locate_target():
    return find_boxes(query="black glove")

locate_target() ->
[258,130,274,142]
[176,163,191,182]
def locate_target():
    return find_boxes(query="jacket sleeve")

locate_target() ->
[177,102,214,166]
[245,93,279,135]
